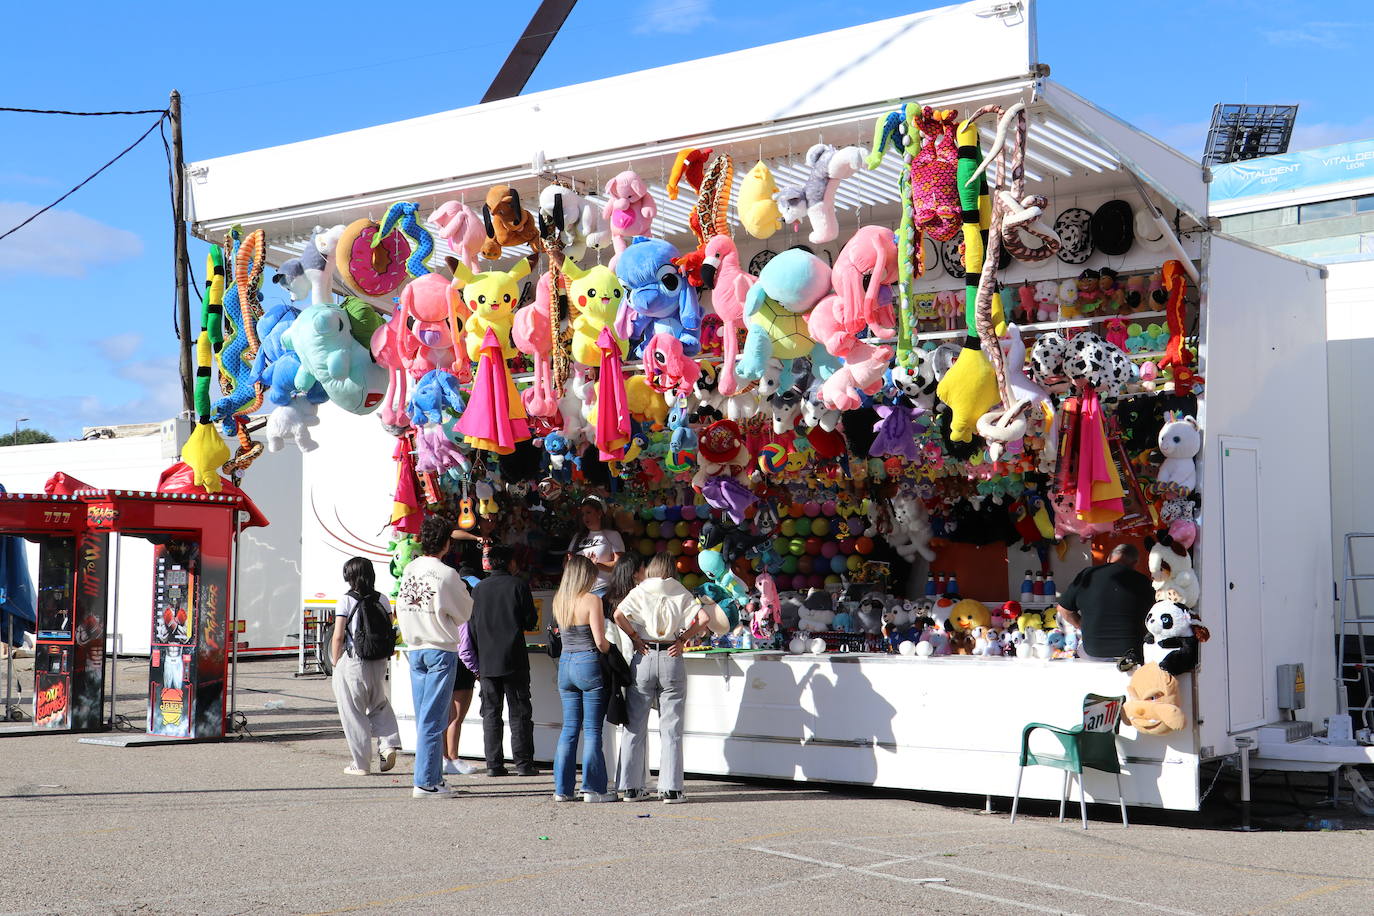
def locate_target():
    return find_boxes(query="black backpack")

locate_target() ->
[347,589,397,660]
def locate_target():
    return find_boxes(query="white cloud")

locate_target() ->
[0,202,143,277]
[634,0,715,35]
[1133,116,1212,160]
[95,331,143,363]
[0,351,184,441]
[1290,117,1374,152]
[1263,21,1364,50]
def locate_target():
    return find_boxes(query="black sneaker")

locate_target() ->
[486,767,510,777]
[661,790,687,804]
[515,765,541,777]
[622,788,653,802]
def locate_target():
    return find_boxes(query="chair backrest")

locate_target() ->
[1081,693,1125,734]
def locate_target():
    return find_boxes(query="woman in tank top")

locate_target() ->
[552,556,614,802]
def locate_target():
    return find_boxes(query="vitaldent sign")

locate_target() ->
[1211,138,1374,201]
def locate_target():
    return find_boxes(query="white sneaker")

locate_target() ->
[552,793,577,802]
[343,765,369,776]
[379,746,397,773]
[443,759,475,776]
[412,783,454,799]
[583,791,620,803]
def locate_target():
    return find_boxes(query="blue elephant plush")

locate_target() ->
[253,303,327,408]
[283,303,387,415]
[613,237,702,358]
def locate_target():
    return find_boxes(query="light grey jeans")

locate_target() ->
[618,649,687,793]
[332,653,401,771]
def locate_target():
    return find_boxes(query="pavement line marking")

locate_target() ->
[731,828,820,843]
[652,871,831,914]
[1238,879,1369,915]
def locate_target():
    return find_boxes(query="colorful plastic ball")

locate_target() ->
[655,539,669,554]
[810,518,831,537]
[803,500,821,517]
[781,556,799,574]
[772,537,790,556]
[681,538,698,556]
[805,537,823,556]
[855,536,875,555]
[791,574,810,591]
[788,503,806,519]
[821,500,837,517]
[807,575,825,590]
[673,521,689,538]
[645,521,660,539]
[653,506,667,521]
[780,518,798,537]
[637,538,656,556]
[820,541,840,559]
[759,443,788,474]
[639,507,655,520]
[675,556,694,575]
[824,575,842,588]
[846,555,863,572]
[732,557,755,578]
[667,539,684,556]
[681,505,697,521]
[839,538,858,554]
[683,573,703,589]
[797,556,814,575]
[788,538,807,556]
[831,555,850,574]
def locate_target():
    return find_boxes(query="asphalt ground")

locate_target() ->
[2,657,1373,915]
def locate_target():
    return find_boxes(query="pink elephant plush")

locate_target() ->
[429,201,486,274]
[602,171,657,266]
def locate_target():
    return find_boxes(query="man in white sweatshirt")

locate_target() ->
[396,515,473,798]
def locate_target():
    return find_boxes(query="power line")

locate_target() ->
[0,106,168,116]
[0,113,167,245]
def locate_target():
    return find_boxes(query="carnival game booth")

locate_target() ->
[186,0,1333,811]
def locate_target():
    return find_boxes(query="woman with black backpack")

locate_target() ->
[331,557,401,776]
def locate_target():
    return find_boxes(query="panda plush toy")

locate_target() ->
[1143,601,1206,676]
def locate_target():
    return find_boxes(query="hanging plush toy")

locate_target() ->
[335,218,409,300]
[430,201,486,273]
[406,369,465,425]
[614,238,702,357]
[643,332,701,399]
[1124,663,1186,735]
[454,328,530,454]
[1157,414,1200,492]
[737,160,783,240]
[602,171,657,265]
[283,303,388,415]
[512,270,561,420]
[1148,533,1200,607]
[184,247,232,492]
[451,257,534,362]
[736,248,832,396]
[594,327,632,460]
[396,272,462,375]
[699,235,756,396]
[809,226,899,410]
[374,201,434,279]
[213,228,268,434]
[1143,601,1206,676]
[565,259,625,367]
[480,185,541,260]
[773,143,867,245]
[537,185,607,261]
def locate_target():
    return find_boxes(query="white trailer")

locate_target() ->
[186,0,1341,809]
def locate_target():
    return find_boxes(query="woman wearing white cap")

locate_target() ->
[567,495,625,597]
[612,552,727,803]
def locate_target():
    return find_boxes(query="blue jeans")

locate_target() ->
[408,649,458,789]
[555,650,607,796]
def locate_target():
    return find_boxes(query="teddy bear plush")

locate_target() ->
[1124,662,1187,735]
[1157,415,1201,492]
[1031,280,1058,322]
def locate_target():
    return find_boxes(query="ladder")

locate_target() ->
[1337,533,1374,727]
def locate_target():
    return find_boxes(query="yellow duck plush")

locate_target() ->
[936,340,1001,442]
[565,259,626,367]
[451,257,532,362]
[738,161,783,240]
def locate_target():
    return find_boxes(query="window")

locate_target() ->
[1299,199,1355,222]
[1356,195,1374,214]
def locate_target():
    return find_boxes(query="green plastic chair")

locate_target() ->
[1009,693,1128,829]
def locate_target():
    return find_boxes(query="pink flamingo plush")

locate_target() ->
[808,227,899,410]
[512,271,559,420]
[699,235,755,396]
[602,171,657,266]
[430,201,486,274]
[370,319,410,429]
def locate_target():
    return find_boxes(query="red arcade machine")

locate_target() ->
[0,491,107,732]
[80,482,267,740]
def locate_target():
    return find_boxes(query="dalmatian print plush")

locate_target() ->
[1063,332,1132,395]
[1028,331,1069,384]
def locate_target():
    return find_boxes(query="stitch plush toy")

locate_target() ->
[406,369,466,425]
[773,144,867,244]
[736,248,832,396]
[565,259,625,367]
[283,302,388,415]
[700,235,756,396]
[480,185,541,260]
[451,257,534,362]
[429,201,486,273]
[737,160,783,239]
[602,171,657,265]
[252,303,327,408]
[614,238,702,357]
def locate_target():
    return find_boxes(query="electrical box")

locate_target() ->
[1277,663,1306,711]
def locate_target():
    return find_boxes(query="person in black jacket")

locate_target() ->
[470,544,540,776]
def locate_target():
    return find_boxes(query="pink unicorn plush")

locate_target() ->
[700,235,755,396]
[643,331,701,399]
[429,201,486,274]
[512,272,559,420]
[808,227,899,410]
[602,171,657,266]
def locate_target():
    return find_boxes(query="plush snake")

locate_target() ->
[868,103,925,368]
[375,201,433,278]
[212,228,268,434]
[966,103,1060,263]
[692,153,733,244]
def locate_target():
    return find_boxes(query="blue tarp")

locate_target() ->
[0,483,37,646]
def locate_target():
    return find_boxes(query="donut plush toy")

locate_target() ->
[335,218,409,300]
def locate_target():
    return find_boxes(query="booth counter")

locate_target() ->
[392,648,1197,809]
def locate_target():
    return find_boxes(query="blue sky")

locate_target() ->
[0,0,1365,440]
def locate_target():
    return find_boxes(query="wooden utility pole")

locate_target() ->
[170,89,193,414]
